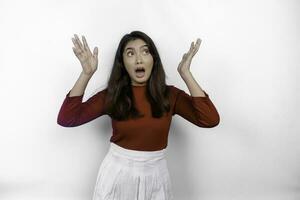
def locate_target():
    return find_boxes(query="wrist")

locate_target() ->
[179,70,192,78]
[81,71,94,78]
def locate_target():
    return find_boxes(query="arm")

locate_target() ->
[57,88,107,127]
[69,33,98,97]
[180,70,206,97]
[172,85,220,128]
[57,71,106,127]
[174,38,220,127]
[68,71,93,97]
[57,34,105,127]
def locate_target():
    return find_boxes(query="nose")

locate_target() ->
[136,53,143,64]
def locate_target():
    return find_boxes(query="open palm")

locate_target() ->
[72,34,99,76]
[177,38,201,74]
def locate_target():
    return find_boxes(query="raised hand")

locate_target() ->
[72,34,99,76]
[177,38,201,75]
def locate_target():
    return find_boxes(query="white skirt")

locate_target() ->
[92,142,174,200]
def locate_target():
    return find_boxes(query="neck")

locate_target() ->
[132,84,146,87]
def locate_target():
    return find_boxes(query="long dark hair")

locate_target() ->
[103,30,171,121]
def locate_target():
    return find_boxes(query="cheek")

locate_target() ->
[145,55,154,64]
[123,58,135,68]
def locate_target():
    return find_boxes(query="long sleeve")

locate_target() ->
[172,86,220,128]
[57,89,107,127]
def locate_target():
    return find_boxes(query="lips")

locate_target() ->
[135,66,145,73]
[135,66,145,78]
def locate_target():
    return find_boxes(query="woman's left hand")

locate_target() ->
[177,38,202,75]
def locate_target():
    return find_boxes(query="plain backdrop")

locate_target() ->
[0,0,299,199]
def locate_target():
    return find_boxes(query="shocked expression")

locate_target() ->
[123,39,154,86]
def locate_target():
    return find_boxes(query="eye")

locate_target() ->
[143,49,150,54]
[127,51,133,56]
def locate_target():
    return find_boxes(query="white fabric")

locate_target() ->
[92,142,174,200]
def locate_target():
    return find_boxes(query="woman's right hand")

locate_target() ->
[72,34,99,76]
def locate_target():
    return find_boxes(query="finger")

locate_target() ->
[188,42,195,57]
[93,47,98,57]
[82,35,92,54]
[72,47,81,57]
[189,42,194,52]
[190,39,198,54]
[192,48,198,57]
[72,37,81,51]
[196,38,202,45]
[192,39,201,55]
[74,34,84,51]
[195,39,201,49]
[72,38,83,54]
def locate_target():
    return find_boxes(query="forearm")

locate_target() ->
[180,71,206,97]
[69,71,93,97]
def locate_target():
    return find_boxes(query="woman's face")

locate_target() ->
[122,38,154,86]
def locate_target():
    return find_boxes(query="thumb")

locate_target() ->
[93,47,98,57]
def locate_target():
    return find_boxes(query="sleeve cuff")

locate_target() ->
[65,90,84,100]
[191,90,210,99]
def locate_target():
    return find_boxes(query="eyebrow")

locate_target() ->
[125,45,149,51]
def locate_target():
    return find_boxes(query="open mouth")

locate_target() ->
[135,67,145,78]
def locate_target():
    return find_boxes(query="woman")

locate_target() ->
[57,30,220,200]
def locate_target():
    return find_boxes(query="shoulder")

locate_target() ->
[166,85,185,102]
[166,84,183,95]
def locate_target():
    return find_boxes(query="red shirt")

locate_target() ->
[57,85,220,151]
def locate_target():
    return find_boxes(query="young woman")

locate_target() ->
[57,31,220,200]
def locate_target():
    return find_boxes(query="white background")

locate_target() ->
[0,0,299,199]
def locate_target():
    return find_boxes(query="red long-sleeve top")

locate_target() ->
[57,85,220,151]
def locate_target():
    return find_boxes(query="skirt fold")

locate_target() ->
[92,142,174,200]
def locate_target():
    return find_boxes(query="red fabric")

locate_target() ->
[57,85,220,151]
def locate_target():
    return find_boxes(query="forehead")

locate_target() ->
[124,39,148,50]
